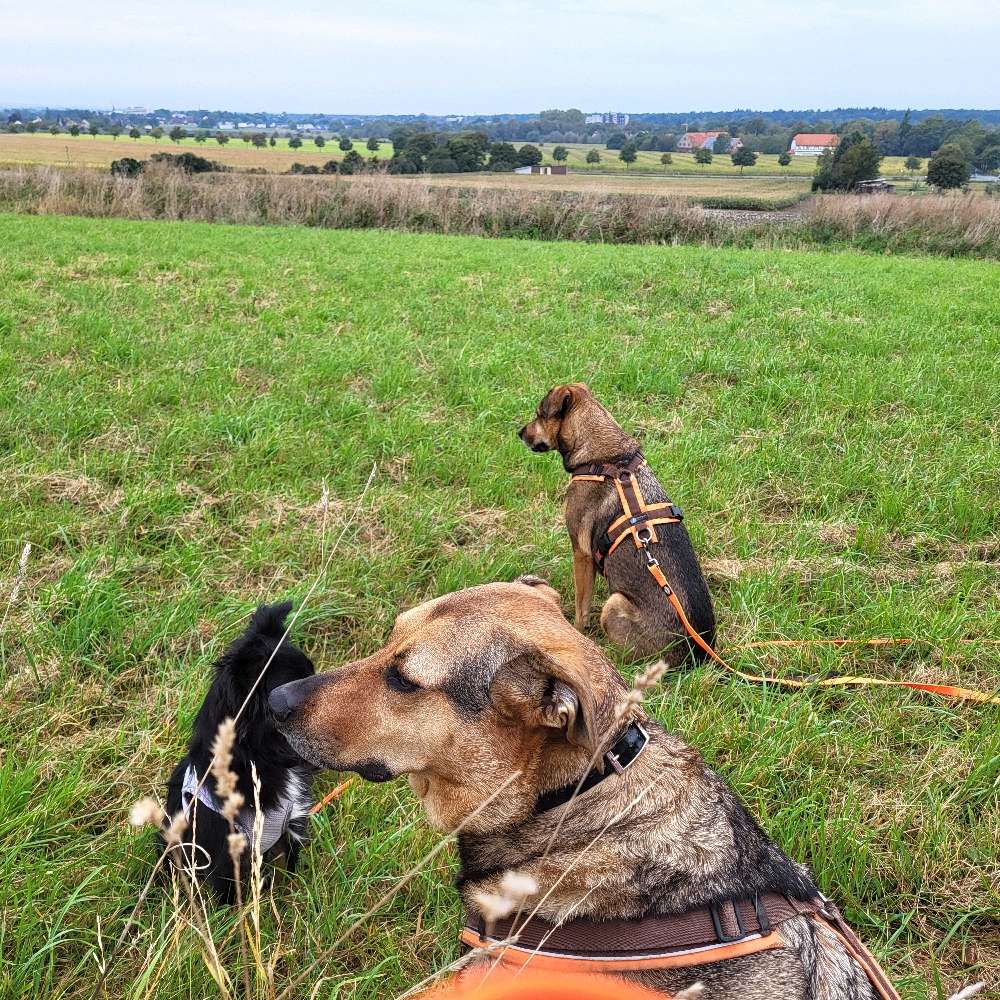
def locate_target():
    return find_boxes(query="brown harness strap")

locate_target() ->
[461,895,900,998]
[811,903,902,1000]
[459,927,784,973]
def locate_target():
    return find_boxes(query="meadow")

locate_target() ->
[532,142,916,177]
[2,213,999,1000]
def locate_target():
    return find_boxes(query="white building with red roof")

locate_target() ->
[677,131,743,153]
[790,133,840,156]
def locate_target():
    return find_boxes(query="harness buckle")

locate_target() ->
[709,900,750,943]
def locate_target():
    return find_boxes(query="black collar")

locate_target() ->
[535,721,650,814]
[568,450,645,479]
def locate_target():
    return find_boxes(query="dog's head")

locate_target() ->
[518,383,591,455]
[269,578,627,832]
[203,601,316,742]
[518,383,630,471]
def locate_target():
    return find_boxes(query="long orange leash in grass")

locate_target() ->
[572,460,1000,708]
[310,778,355,815]
[641,544,1000,706]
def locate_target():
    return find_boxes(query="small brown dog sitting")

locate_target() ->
[519,383,715,662]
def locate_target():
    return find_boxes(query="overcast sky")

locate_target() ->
[4,0,999,113]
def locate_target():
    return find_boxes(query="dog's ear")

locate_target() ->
[542,385,575,420]
[514,575,562,608]
[534,644,609,757]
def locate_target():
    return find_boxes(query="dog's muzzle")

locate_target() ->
[518,425,551,452]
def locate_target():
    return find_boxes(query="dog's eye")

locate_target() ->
[386,663,420,694]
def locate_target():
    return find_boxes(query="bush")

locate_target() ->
[110,158,143,178]
[288,163,320,175]
[516,144,542,167]
[927,144,971,190]
[149,151,228,174]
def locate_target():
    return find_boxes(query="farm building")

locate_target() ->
[514,165,569,175]
[676,132,743,152]
[790,133,840,156]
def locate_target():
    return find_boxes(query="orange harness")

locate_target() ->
[571,458,1000,707]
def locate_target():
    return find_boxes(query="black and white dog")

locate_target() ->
[161,601,317,902]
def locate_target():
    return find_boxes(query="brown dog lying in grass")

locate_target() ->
[268,578,884,1000]
[519,383,715,663]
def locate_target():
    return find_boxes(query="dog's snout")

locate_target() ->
[268,681,304,723]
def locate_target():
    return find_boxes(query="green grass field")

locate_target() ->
[2,213,998,999]
[534,142,916,177]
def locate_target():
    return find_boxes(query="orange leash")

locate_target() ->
[309,778,355,815]
[641,551,1000,706]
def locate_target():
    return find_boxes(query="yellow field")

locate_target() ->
[0,132,388,172]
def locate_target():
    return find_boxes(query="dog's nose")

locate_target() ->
[518,424,529,441]
[268,682,304,723]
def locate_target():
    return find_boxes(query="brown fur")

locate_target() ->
[519,384,716,662]
[270,580,878,1000]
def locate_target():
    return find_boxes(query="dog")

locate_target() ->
[519,383,715,663]
[268,578,887,1000]
[162,601,316,902]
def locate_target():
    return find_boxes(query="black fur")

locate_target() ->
[160,601,317,903]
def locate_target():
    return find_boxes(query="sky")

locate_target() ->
[3,0,999,114]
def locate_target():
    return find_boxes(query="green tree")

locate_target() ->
[926,144,971,189]
[605,132,627,150]
[516,144,543,167]
[69,124,81,137]
[694,147,713,166]
[586,149,601,164]
[169,126,185,143]
[777,151,791,168]
[812,132,881,191]
[976,145,1000,174]
[194,132,208,143]
[338,137,353,152]
[339,149,364,174]
[252,133,268,148]
[129,127,141,140]
[487,142,519,171]
[89,123,99,138]
[288,136,302,149]
[269,136,276,147]
[660,152,672,169]
[215,132,229,145]
[904,155,922,176]
[49,124,60,135]
[314,135,326,148]
[552,145,569,163]
[712,132,732,154]
[619,144,637,168]
[731,146,758,173]
[366,137,380,152]
[109,125,122,140]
